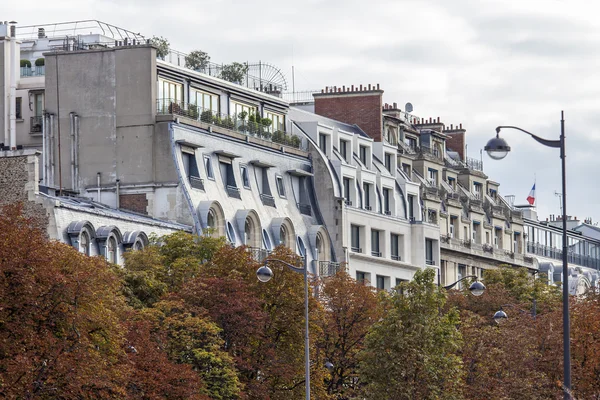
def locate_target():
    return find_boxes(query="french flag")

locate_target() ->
[526,183,536,205]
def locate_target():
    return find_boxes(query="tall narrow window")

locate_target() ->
[343,177,351,205]
[240,165,250,188]
[356,271,367,284]
[190,88,219,113]
[382,188,391,215]
[359,145,367,165]
[266,111,285,132]
[204,156,214,179]
[391,234,400,261]
[16,97,22,119]
[376,275,387,290]
[427,168,438,186]
[371,229,381,257]
[385,153,393,173]
[340,139,349,162]
[276,176,286,197]
[408,195,415,219]
[351,225,361,252]
[363,183,371,210]
[473,182,482,199]
[319,133,327,153]
[425,239,434,265]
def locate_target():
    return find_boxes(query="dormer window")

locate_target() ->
[340,139,349,162]
[359,145,368,166]
[473,182,483,199]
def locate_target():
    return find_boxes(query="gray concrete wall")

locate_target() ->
[44,45,160,194]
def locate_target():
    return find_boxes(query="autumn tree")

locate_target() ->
[0,204,128,398]
[316,270,380,399]
[359,268,464,400]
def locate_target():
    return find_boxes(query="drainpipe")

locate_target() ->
[116,179,120,209]
[74,114,79,191]
[70,112,75,190]
[9,22,17,149]
[42,113,47,184]
[49,114,55,187]
[97,172,101,203]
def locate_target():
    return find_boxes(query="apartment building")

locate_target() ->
[289,106,439,288]
[0,20,335,271]
[307,86,534,286]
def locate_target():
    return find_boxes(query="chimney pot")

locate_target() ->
[343,85,346,91]
[460,123,462,129]
[321,89,324,93]
[351,84,354,91]
[359,84,362,91]
[377,83,380,90]
[451,124,453,130]
[393,102,397,108]
[437,117,440,123]
[368,84,371,90]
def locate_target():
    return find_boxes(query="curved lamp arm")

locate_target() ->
[496,126,561,149]
[265,258,306,272]
[443,275,478,290]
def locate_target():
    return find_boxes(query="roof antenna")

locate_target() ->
[554,191,563,215]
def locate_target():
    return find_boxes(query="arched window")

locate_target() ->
[107,236,118,264]
[80,231,90,256]
[207,208,216,229]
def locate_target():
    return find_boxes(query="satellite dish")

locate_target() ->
[405,102,413,113]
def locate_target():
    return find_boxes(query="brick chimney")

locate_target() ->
[313,84,384,141]
[443,123,467,161]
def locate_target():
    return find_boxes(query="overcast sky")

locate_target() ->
[7,0,600,224]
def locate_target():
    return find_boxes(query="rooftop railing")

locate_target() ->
[156,99,306,150]
[465,156,484,172]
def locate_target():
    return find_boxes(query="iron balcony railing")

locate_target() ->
[526,241,600,269]
[297,203,311,216]
[247,247,270,262]
[426,259,435,266]
[189,176,204,191]
[371,251,382,257]
[226,185,241,199]
[319,261,343,277]
[391,254,401,261]
[156,99,305,150]
[465,156,484,172]
[351,246,362,253]
[30,116,43,133]
[20,66,45,77]
[260,193,276,207]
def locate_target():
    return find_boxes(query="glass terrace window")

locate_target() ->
[266,111,285,132]
[231,100,257,119]
[190,88,219,113]
[158,78,183,109]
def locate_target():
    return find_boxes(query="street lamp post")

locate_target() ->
[256,257,311,400]
[443,275,486,296]
[484,111,570,399]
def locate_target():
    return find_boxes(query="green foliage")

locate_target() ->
[189,103,199,120]
[34,57,45,67]
[360,268,464,399]
[219,62,248,84]
[185,50,211,71]
[151,36,170,60]
[20,59,31,68]
[200,109,213,123]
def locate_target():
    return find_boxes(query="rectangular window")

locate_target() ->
[359,145,367,165]
[190,88,219,113]
[356,271,367,284]
[340,139,349,162]
[458,264,467,288]
[385,153,393,172]
[16,97,22,119]
[343,177,351,205]
[266,111,285,132]
[402,163,411,176]
[427,168,438,186]
[276,176,286,197]
[382,188,391,215]
[351,225,361,252]
[158,78,183,110]
[408,195,415,220]
[486,231,490,244]
[425,238,435,265]
[405,136,417,149]
[182,150,200,178]
[319,133,327,153]
[204,156,214,179]
[371,229,381,257]
[391,234,400,261]
[231,100,257,119]
[363,183,371,210]
[448,177,456,190]
[473,182,482,199]
[376,275,386,290]
[240,165,250,188]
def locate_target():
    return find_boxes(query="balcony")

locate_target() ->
[351,246,362,253]
[226,185,241,199]
[297,203,311,216]
[156,98,305,150]
[364,205,372,211]
[465,156,483,172]
[384,210,392,216]
[319,261,344,277]
[30,116,43,134]
[345,200,353,206]
[482,244,494,254]
[391,254,401,261]
[247,247,270,262]
[20,66,45,77]
[426,259,435,266]
[260,193,276,207]
[189,176,204,191]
